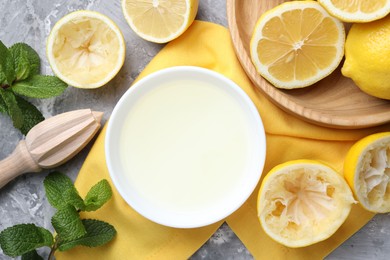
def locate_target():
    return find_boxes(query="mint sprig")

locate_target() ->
[0,40,67,135]
[0,172,116,259]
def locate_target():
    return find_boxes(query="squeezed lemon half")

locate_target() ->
[258,160,354,248]
[344,132,390,213]
[46,10,126,89]
[122,0,199,43]
[250,1,345,89]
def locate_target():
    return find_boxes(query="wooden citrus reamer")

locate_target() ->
[0,109,103,188]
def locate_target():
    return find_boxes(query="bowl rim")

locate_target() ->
[105,66,266,228]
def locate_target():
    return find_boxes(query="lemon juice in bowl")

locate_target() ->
[106,67,266,228]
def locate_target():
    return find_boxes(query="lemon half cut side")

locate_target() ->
[344,132,390,213]
[258,160,355,248]
[318,0,390,23]
[250,1,345,89]
[47,10,126,89]
[122,0,199,43]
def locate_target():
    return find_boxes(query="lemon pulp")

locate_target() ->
[47,11,125,88]
[250,1,345,89]
[258,160,354,247]
[122,0,198,43]
[318,0,390,22]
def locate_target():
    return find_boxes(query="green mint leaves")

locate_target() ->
[51,205,87,242]
[0,88,23,129]
[0,224,53,257]
[22,249,44,260]
[0,41,16,85]
[10,43,41,80]
[0,40,67,135]
[12,75,68,98]
[0,172,116,259]
[44,171,85,210]
[43,172,113,212]
[84,180,113,211]
[14,95,45,136]
[58,219,116,251]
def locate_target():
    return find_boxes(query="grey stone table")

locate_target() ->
[0,0,389,259]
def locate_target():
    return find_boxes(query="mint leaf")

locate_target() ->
[22,250,44,260]
[0,94,7,114]
[44,172,85,210]
[9,43,40,77]
[0,88,23,129]
[12,75,67,99]
[51,205,86,243]
[58,219,116,251]
[0,224,53,257]
[84,180,112,212]
[15,95,44,135]
[10,46,31,81]
[0,41,16,85]
[0,71,5,85]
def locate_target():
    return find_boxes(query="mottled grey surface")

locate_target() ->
[0,0,389,259]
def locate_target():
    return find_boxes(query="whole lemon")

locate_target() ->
[342,15,390,100]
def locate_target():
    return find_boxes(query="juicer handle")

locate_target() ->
[0,140,41,189]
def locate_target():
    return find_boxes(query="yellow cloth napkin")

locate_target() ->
[58,21,390,259]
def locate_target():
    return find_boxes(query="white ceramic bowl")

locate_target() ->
[106,66,266,228]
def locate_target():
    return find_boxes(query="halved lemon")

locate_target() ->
[250,1,345,89]
[258,160,354,248]
[122,0,199,43]
[318,0,390,22]
[47,10,126,89]
[344,132,390,213]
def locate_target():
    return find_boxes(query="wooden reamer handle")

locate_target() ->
[0,140,41,188]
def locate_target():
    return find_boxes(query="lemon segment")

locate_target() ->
[258,159,354,248]
[344,132,390,213]
[122,0,199,43]
[47,11,126,89]
[250,1,345,89]
[341,15,390,100]
[318,0,390,22]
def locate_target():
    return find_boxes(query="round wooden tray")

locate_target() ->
[226,0,390,129]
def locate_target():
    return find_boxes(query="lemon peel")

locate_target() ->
[341,15,390,100]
